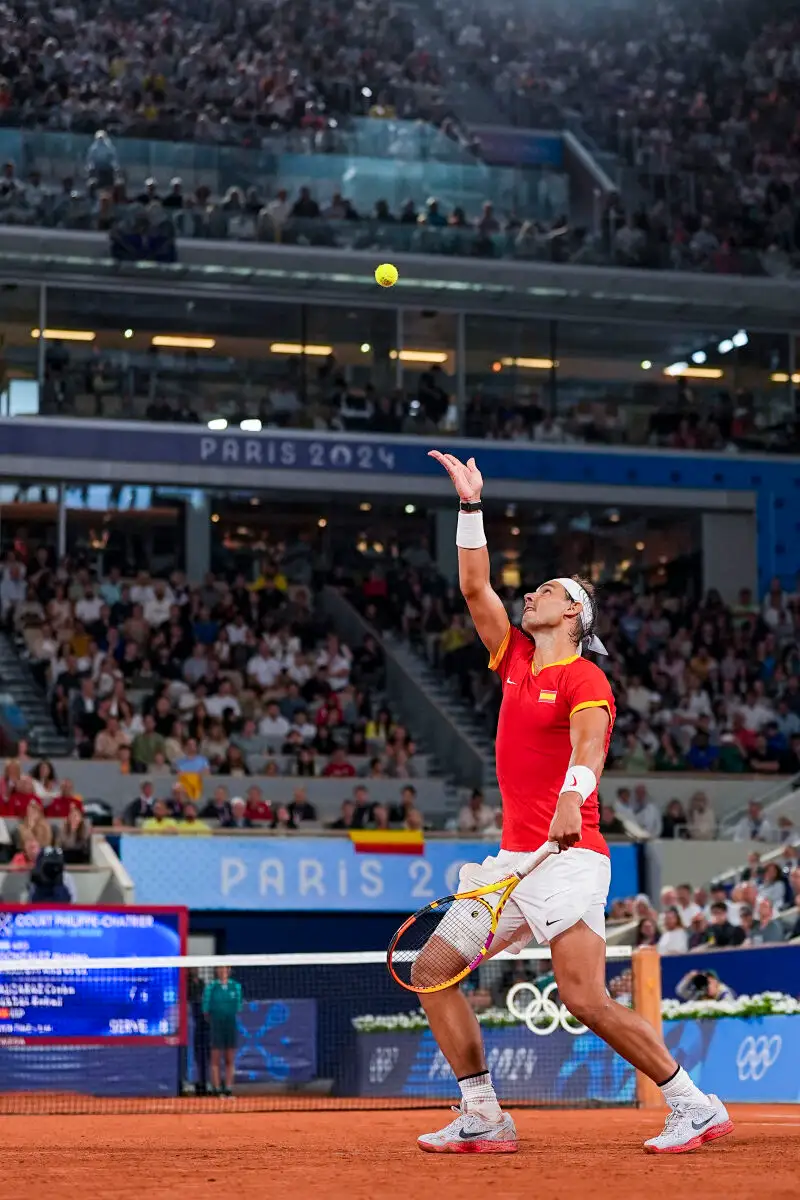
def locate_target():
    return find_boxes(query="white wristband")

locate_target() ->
[456,510,487,549]
[559,765,597,806]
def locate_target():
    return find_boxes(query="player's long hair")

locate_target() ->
[566,574,599,652]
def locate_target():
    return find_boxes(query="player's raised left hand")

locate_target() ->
[548,794,582,850]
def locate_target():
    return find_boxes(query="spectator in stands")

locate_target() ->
[707,900,745,948]
[675,884,701,927]
[141,799,179,833]
[288,787,318,825]
[599,802,626,836]
[733,800,778,843]
[58,803,92,863]
[322,747,356,778]
[660,800,689,840]
[221,797,253,830]
[617,784,661,838]
[122,780,156,827]
[244,786,273,825]
[179,802,211,834]
[687,792,717,840]
[755,898,786,943]
[328,799,356,830]
[759,862,789,911]
[30,760,60,804]
[350,784,375,829]
[457,788,496,834]
[635,917,658,947]
[29,846,72,904]
[687,913,712,950]
[657,907,688,955]
[9,835,41,872]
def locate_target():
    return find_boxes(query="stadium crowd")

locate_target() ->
[621,842,800,950]
[0,540,436,836]
[0,0,438,142]
[433,0,800,276]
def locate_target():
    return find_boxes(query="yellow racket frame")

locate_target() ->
[386,841,560,994]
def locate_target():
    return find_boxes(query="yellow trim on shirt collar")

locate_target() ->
[531,654,579,677]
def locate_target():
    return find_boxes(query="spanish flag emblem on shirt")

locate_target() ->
[349,829,424,855]
[539,690,557,704]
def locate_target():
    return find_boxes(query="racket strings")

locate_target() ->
[389,896,495,991]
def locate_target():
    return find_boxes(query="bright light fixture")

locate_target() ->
[389,349,449,364]
[240,418,262,432]
[718,339,734,354]
[732,330,748,348]
[270,342,333,356]
[152,335,216,349]
[207,418,228,431]
[640,360,652,370]
[404,504,416,514]
[360,343,371,353]
[124,329,134,339]
[499,356,554,370]
[691,351,707,364]
[31,329,96,342]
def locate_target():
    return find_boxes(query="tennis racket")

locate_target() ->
[386,840,560,994]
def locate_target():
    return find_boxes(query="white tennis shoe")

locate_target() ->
[644,1094,734,1154]
[417,1102,518,1154]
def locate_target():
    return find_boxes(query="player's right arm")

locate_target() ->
[428,450,510,658]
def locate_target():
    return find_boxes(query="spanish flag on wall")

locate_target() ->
[349,829,425,856]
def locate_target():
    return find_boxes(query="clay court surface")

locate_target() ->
[1,1105,798,1200]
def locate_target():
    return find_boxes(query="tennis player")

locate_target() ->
[419,450,734,1155]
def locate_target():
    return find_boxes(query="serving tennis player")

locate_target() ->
[419,450,734,1155]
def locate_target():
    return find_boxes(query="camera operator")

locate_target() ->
[676,969,735,1004]
[28,846,75,904]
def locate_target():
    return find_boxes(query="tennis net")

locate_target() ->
[0,946,647,1114]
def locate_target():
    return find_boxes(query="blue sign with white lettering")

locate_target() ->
[669,1015,800,1103]
[0,905,186,1043]
[119,836,639,912]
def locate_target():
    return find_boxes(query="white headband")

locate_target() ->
[554,578,608,656]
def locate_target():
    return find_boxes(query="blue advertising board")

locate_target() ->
[668,1016,800,1104]
[0,905,187,1044]
[120,836,639,912]
[660,944,800,1002]
[355,1025,635,1104]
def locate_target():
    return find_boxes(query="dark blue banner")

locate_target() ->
[356,1025,635,1103]
[669,1015,800,1103]
[660,944,800,1002]
[0,905,187,1044]
[471,128,564,168]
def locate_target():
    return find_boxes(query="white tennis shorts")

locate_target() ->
[457,847,611,953]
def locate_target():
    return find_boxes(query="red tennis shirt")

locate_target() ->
[489,626,615,857]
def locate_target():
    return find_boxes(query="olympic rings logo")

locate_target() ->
[736,1035,782,1082]
[506,981,588,1037]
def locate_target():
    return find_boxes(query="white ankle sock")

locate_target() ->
[659,1066,708,1107]
[458,1071,502,1122]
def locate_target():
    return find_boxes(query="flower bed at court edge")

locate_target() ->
[352,992,800,1032]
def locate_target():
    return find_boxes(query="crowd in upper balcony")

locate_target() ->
[0,0,439,142]
[432,0,800,275]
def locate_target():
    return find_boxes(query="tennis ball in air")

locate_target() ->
[375,262,399,287]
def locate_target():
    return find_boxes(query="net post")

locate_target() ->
[631,946,664,1110]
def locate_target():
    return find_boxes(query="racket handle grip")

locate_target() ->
[512,841,561,880]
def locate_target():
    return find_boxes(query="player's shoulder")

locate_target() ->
[565,655,609,683]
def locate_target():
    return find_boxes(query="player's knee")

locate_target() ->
[558,984,609,1029]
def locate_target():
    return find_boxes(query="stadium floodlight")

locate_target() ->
[718,339,734,354]
[207,418,227,431]
[691,351,707,364]
[732,330,748,348]
[240,419,262,432]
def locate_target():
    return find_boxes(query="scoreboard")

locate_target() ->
[0,906,187,1044]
